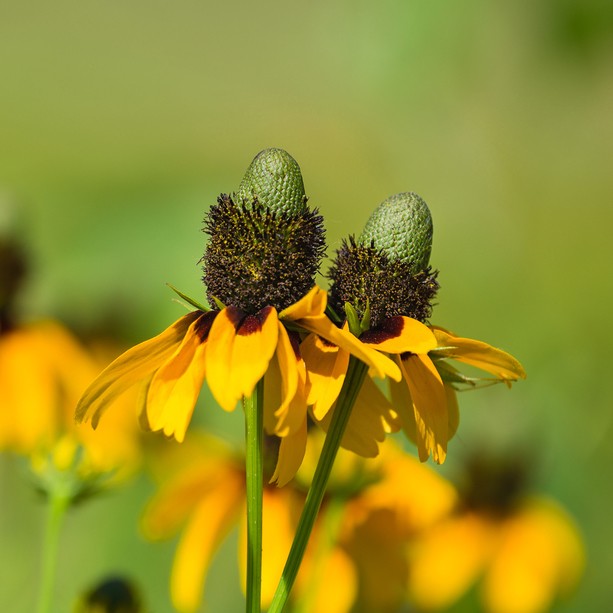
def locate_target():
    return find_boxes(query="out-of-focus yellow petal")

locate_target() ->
[362,316,437,355]
[341,505,411,613]
[431,326,526,384]
[483,499,585,613]
[401,353,448,463]
[301,333,349,421]
[316,377,398,458]
[270,420,308,487]
[206,306,279,412]
[170,469,244,613]
[76,312,201,427]
[347,443,458,535]
[408,514,496,610]
[296,546,357,613]
[146,316,209,442]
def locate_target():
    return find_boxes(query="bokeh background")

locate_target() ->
[1,1,612,611]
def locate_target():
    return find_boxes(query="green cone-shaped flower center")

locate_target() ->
[202,149,325,314]
[328,192,438,329]
[236,148,308,216]
[359,192,433,274]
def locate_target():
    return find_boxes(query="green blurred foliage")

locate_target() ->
[1,0,612,611]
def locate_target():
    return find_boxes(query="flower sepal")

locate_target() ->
[166,283,210,312]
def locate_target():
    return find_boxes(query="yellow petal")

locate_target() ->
[408,514,496,610]
[170,469,244,613]
[297,315,400,381]
[388,357,419,445]
[301,333,349,421]
[483,500,585,613]
[431,326,526,384]
[362,316,437,355]
[295,547,357,613]
[206,306,279,412]
[354,443,458,532]
[401,353,448,463]
[315,377,397,458]
[146,315,211,442]
[76,312,202,428]
[279,286,327,320]
[270,420,308,487]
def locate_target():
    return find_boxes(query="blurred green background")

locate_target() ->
[1,0,612,611]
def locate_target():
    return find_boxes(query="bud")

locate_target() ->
[236,148,307,215]
[359,192,433,274]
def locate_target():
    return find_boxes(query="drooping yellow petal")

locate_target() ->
[76,312,202,428]
[362,316,437,355]
[431,326,526,384]
[169,469,244,613]
[301,333,350,421]
[146,315,211,442]
[297,315,400,382]
[206,306,279,412]
[388,357,419,445]
[400,353,448,463]
[408,514,496,610]
[483,500,585,613]
[270,419,308,487]
[315,377,398,458]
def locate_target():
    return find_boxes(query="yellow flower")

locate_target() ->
[407,454,585,613]
[76,287,398,479]
[321,192,526,464]
[76,149,399,484]
[141,429,456,613]
[0,320,142,481]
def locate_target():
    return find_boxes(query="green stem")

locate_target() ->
[267,357,367,612]
[37,485,71,613]
[244,378,265,613]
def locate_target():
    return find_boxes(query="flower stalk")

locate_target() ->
[267,356,368,612]
[244,378,265,613]
[36,477,72,613]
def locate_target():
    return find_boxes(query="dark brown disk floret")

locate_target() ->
[328,236,439,328]
[202,194,326,314]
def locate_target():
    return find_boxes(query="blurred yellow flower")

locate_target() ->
[407,454,585,613]
[141,430,456,613]
[76,286,398,483]
[0,320,142,481]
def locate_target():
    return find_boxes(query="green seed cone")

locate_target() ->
[236,148,307,215]
[359,192,433,273]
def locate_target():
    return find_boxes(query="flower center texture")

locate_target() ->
[328,192,439,328]
[201,149,326,314]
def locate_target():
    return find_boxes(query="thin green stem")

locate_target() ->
[244,378,265,613]
[36,485,71,613]
[267,357,367,613]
